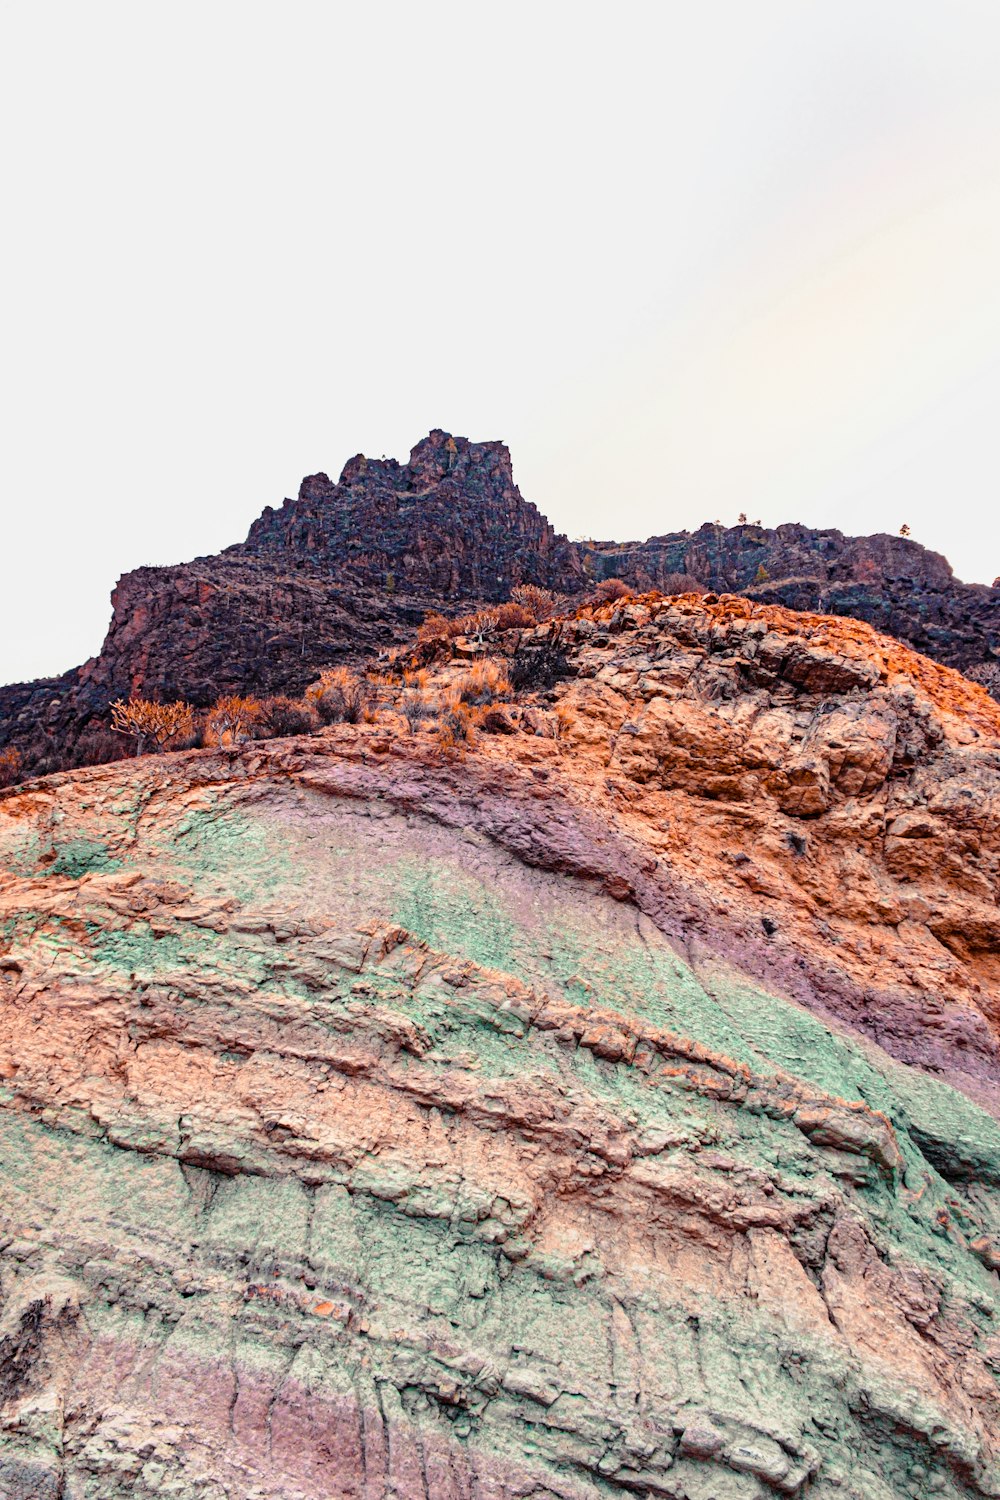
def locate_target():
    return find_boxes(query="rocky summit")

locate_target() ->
[1,431,998,781]
[2,591,1000,1499]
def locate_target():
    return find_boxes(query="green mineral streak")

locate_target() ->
[157,802,281,902]
[48,837,122,878]
[390,856,757,1062]
[0,1110,980,1500]
[85,921,315,1006]
[393,859,517,972]
[89,923,217,976]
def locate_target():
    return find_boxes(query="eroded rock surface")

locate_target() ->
[2,431,999,782]
[1,596,1000,1497]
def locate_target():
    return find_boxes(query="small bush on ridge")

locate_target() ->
[307,668,369,725]
[205,695,262,747]
[0,746,23,788]
[591,577,633,605]
[257,696,318,738]
[111,698,196,756]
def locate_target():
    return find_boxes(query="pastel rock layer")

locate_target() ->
[1,595,999,1498]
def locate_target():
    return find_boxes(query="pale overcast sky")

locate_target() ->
[2,1,999,684]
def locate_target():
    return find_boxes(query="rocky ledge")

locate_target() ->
[1,595,999,1498]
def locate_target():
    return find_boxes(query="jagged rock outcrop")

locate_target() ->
[2,431,999,784]
[243,430,583,597]
[0,433,585,780]
[585,523,1000,695]
[1,596,1000,1497]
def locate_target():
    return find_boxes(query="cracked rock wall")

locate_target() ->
[1,596,1000,1498]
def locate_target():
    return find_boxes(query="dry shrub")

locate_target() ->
[466,610,499,642]
[257,696,318,738]
[404,668,430,691]
[436,697,479,754]
[73,727,123,770]
[111,698,196,756]
[400,691,427,733]
[205,695,262,747]
[418,605,533,646]
[660,571,704,595]
[306,667,369,725]
[457,658,511,707]
[591,577,633,605]
[510,641,571,692]
[0,746,23,788]
[417,612,459,643]
[511,585,556,621]
[492,601,536,630]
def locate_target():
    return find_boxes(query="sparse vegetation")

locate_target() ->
[899,523,911,538]
[206,695,262,747]
[256,696,318,738]
[754,563,770,584]
[418,596,546,647]
[456,658,511,706]
[73,726,123,770]
[0,746,23,788]
[510,584,555,621]
[591,577,633,605]
[400,692,427,732]
[306,667,369,724]
[435,696,479,754]
[110,698,196,756]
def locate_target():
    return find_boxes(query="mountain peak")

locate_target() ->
[2,431,999,785]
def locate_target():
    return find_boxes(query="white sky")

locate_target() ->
[2,1,999,685]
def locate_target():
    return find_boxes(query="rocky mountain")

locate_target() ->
[1,429,998,781]
[2,593,1000,1498]
[242,430,583,596]
[595,523,1000,698]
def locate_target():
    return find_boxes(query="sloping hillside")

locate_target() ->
[1,595,999,1498]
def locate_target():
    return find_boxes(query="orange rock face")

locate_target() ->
[1,593,1000,1499]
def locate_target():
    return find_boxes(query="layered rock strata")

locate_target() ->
[1,596,1000,1497]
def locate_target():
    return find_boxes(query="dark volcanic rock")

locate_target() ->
[585,522,1000,694]
[2,430,999,779]
[0,433,586,777]
[242,429,584,598]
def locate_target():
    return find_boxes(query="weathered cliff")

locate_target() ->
[1,430,998,784]
[2,595,1000,1498]
[242,430,584,598]
[589,524,1000,696]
